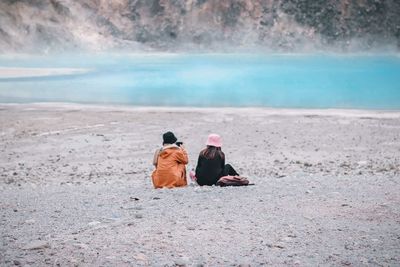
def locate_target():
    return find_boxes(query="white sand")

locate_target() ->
[0,104,399,266]
[0,67,90,78]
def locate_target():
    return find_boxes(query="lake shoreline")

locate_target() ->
[0,67,90,79]
[2,102,400,117]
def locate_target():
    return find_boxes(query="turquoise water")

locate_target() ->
[0,54,399,109]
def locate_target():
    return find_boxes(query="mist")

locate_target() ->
[0,0,399,54]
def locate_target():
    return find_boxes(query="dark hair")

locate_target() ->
[201,146,225,160]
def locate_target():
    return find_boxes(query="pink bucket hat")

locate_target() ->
[206,134,222,147]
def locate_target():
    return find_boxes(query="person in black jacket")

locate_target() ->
[195,134,239,186]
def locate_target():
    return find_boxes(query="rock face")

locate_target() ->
[0,0,399,53]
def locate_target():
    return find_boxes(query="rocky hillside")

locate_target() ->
[0,0,399,53]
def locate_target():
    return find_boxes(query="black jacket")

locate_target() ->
[195,153,225,186]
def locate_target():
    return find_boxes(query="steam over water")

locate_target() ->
[0,54,399,109]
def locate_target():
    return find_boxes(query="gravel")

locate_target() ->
[1,104,399,266]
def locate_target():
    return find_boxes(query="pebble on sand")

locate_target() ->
[22,240,50,250]
[87,221,101,226]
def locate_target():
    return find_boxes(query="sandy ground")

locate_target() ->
[0,68,89,79]
[0,103,399,266]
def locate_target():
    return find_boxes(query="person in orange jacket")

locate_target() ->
[151,131,188,189]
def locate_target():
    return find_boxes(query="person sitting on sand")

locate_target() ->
[151,131,188,189]
[194,134,240,186]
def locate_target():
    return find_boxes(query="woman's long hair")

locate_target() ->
[201,146,225,160]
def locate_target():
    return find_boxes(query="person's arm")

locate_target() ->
[174,146,188,164]
[195,154,203,174]
[152,148,161,167]
[221,152,225,169]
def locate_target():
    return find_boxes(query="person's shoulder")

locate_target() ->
[198,150,206,158]
[162,144,179,150]
[154,148,162,156]
[168,146,184,155]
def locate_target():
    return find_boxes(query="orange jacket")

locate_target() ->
[152,146,188,189]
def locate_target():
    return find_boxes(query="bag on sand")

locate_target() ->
[216,175,250,187]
